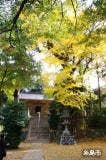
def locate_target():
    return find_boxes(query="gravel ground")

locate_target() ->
[6,138,106,160]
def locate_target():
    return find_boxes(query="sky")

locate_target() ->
[33,51,106,90]
[84,71,106,89]
[86,0,93,6]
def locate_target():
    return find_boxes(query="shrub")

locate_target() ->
[1,101,29,148]
[87,108,106,129]
[48,111,59,130]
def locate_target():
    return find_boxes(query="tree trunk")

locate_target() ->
[96,70,102,111]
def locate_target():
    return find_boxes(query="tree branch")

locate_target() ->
[70,0,77,32]
[0,68,8,92]
[12,0,29,28]
[0,0,29,35]
[83,56,93,74]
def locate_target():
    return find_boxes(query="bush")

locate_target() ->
[1,101,29,148]
[48,111,59,130]
[87,108,106,129]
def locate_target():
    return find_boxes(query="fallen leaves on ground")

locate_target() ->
[6,138,106,160]
[42,138,106,160]
[6,143,32,160]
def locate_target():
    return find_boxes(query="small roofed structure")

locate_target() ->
[18,86,53,142]
[19,87,53,116]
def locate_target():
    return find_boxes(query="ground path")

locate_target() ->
[21,149,43,160]
[6,143,44,160]
[6,138,106,160]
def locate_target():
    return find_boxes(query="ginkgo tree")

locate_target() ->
[0,0,105,105]
[40,1,106,108]
[43,38,95,107]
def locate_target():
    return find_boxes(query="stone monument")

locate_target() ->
[60,125,76,144]
[60,109,76,145]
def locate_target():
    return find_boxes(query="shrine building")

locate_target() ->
[18,87,53,142]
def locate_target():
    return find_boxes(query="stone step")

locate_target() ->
[30,129,49,132]
[26,136,49,141]
[31,127,49,129]
[30,129,48,131]
[27,115,49,142]
[30,134,49,138]
[26,137,49,141]
[26,132,49,139]
[28,134,49,138]
[30,125,49,129]
[30,132,49,135]
[29,135,49,138]
[32,124,48,126]
[26,139,49,143]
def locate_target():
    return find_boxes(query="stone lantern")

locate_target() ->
[60,109,76,145]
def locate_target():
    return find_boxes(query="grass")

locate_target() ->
[6,138,106,160]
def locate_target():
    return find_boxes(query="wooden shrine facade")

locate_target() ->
[19,92,53,116]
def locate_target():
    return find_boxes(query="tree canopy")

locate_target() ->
[0,0,106,106]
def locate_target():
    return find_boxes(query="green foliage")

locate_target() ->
[48,113,59,130]
[48,104,60,130]
[87,107,106,129]
[0,1,42,94]
[0,0,106,109]
[0,90,8,105]
[48,101,62,142]
[0,101,29,148]
[0,40,41,92]
[49,101,64,112]
[48,101,85,141]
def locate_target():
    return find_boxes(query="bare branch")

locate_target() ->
[70,0,77,32]
[0,62,8,92]
[12,0,29,28]
[83,57,93,74]
[60,1,64,18]
[0,0,29,35]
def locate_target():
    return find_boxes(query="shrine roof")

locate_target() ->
[19,93,53,101]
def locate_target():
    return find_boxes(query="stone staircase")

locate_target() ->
[26,114,49,143]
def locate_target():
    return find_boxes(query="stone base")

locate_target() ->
[60,135,76,145]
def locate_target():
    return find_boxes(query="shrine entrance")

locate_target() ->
[19,91,53,141]
[26,100,50,116]
[26,100,51,142]
[35,106,41,114]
